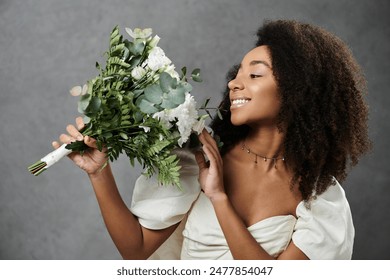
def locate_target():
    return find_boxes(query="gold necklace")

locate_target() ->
[241,142,285,169]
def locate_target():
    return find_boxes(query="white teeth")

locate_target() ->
[232,99,250,105]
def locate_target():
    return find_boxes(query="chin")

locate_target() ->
[230,115,247,126]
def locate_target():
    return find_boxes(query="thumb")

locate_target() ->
[84,135,98,149]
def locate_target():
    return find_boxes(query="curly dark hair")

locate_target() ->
[211,20,371,201]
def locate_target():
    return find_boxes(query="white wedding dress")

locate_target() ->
[130,150,355,260]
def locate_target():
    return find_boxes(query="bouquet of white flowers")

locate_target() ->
[28,26,215,189]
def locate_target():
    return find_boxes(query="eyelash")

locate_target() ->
[250,74,262,78]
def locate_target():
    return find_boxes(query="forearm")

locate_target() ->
[211,194,274,260]
[88,165,145,259]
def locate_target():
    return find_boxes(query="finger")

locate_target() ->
[202,144,222,172]
[66,124,83,141]
[201,129,219,150]
[52,141,61,149]
[75,117,85,131]
[59,133,75,144]
[84,135,98,149]
[195,151,208,170]
[199,131,222,166]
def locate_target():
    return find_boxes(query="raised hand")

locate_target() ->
[195,129,226,201]
[52,117,108,175]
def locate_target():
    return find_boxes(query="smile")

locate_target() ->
[231,98,251,108]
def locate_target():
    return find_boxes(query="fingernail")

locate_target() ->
[77,135,83,141]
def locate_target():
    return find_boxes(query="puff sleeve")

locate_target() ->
[130,149,201,230]
[292,180,355,259]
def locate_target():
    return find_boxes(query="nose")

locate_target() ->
[228,77,244,92]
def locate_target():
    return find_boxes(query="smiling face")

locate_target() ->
[228,46,280,128]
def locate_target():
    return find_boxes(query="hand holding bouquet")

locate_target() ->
[28,26,212,189]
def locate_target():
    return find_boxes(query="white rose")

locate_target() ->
[146,47,172,71]
[131,66,146,80]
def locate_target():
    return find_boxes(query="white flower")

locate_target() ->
[192,118,206,135]
[148,35,160,48]
[146,47,172,71]
[164,64,180,80]
[125,27,152,39]
[131,66,146,80]
[152,110,174,129]
[170,93,199,146]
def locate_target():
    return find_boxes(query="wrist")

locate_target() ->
[209,191,228,204]
[88,162,111,180]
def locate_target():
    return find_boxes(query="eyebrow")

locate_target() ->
[239,60,272,69]
[249,60,272,68]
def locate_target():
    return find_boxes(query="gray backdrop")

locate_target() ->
[1,0,389,260]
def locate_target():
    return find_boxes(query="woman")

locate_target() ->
[53,20,371,259]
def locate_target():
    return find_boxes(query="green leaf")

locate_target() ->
[144,84,163,104]
[191,68,202,82]
[129,56,142,68]
[110,26,119,40]
[86,96,101,114]
[128,41,145,55]
[201,98,210,108]
[161,94,177,109]
[110,34,122,48]
[133,89,143,99]
[110,43,125,56]
[108,57,130,68]
[181,67,187,77]
[66,140,88,152]
[122,47,130,61]
[217,109,223,120]
[159,72,176,92]
[180,81,192,92]
[119,132,128,140]
[138,98,159,114]
[168,87,186,105]
[78,93,92,113]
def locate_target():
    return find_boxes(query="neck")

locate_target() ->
[244,126,285,159]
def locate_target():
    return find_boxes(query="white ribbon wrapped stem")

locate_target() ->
[41,144,72,169]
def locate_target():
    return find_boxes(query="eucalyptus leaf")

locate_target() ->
[144,84,163,104]
[129,56,142,68]
[161,94,177,109]
[78,93,92,113]
[128,42,145,55]
[159,72,175,92]
[138,98,159,114]
[168,87,186,105]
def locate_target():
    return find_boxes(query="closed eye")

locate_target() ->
[250,74,263,78]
